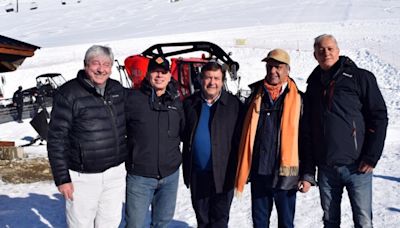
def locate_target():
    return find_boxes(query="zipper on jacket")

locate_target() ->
[79,143,84,171]
[167,106,181,137]
[326,80,336,111]
[156,110,161,179]
[352,120,358,151]
[102,96,120,163]
[167,108,171,137]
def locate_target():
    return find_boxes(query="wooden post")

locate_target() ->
[0,146,24,160]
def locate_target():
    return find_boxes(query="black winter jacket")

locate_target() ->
[182,90,244,193]
[47,70,128,186]
[301,56,388,177]
[12,89,24,107]
[125,79,184,179]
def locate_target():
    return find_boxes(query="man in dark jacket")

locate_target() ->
[35,82,47,112]
[299,34,388,227]
[182,61,243,228]
[235,49,303,228]
[47,45,127,227]
[12,85,24,123]
[125,56,184,228]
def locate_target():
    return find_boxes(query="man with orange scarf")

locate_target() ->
[235,49,305,228]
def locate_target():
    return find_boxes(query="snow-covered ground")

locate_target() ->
[1,0,400,227]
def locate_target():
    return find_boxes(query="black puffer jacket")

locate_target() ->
[47,70,127,186]
[301,56,388,177]
[125,79,184,179]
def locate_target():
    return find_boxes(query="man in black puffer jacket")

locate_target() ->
[299,34,388,228]
[125,56,184,228]
[47,45,127,227]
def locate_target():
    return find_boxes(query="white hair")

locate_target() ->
[84,45,114,66]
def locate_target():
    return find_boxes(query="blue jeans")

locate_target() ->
[318,164,373,228]
[251,175,297,228]
[125,169,179,228]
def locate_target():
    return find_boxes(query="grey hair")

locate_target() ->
[313,34,339,51]
[84,45,114,66]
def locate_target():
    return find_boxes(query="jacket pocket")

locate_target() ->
[128,138,138,169]
[352,120,358,152]
[78,143,85,171]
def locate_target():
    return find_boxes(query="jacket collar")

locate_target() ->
[218,90,230,106]
[307,56,358,84]
[77,69,110,96]
[192,89,230,106]
[140,78,180,102]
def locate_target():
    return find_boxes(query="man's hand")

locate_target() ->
[58,182,74,201]
[298,180,312,193]
[358,161,374,173]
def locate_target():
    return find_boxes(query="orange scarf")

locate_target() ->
[235,77,301,195]
[263,76,287,101]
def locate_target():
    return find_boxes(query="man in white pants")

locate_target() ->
[47,45,128,227]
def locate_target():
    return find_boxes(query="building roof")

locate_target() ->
[0,35,40,73]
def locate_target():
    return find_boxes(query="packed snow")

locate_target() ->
[1,0,400,227]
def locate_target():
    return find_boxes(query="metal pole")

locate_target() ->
[16,0,18,12]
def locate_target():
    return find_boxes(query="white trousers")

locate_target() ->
[66,163,126,228]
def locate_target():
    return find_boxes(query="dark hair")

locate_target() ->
[200,61,226,80]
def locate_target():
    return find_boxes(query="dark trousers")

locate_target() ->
[190,170,234,228]
[16,106,23,121]
[251,175,297,228]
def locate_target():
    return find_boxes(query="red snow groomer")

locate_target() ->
[118,41,240,99]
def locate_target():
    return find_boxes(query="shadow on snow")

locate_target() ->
[0,193,191,227]
[0,193,66,227]
[373,174,400,183]
[387,207,400,213]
